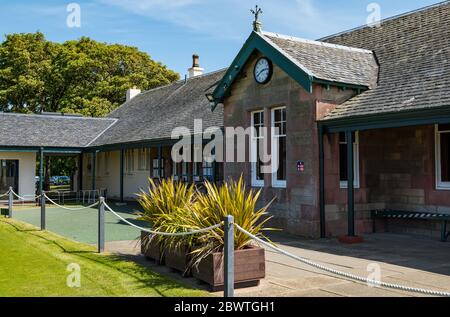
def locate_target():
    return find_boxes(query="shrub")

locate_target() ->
[137,176,274,269]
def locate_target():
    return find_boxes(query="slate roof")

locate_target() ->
[319,1,450,121]
[91,69,226,146]
[0,113,117,148]
[262,32,379,88]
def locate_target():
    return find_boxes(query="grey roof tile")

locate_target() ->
[262,32,379,88]
[320,1,450,120]
[92,69,226,146]
[0,113,117,148]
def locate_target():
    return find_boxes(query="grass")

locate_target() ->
[0,216,208,297]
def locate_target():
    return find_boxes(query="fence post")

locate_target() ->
[41,192,46,230]
[8,187,13,218]
[98,197,105,253]
[224,215,234,298]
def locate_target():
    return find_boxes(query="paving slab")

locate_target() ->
[105,232,450,297]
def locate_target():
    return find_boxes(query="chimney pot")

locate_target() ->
[192,54,200,68]
[188,54,204,78]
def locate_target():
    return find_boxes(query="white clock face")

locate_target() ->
[254,58,272,84]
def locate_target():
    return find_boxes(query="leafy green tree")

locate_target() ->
[0,32,179,116]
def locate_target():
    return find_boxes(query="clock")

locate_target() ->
[254,57,273,84]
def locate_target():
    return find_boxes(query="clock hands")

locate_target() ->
[257,68,269,78]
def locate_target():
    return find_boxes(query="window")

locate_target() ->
[104,152,110,175]
[203,161,214,181]
[172,162,179,180]
[125,150,134,173]
[271,107,286,188]
[436,124,450,189]
[152,158,164,178]
[193,162,201,182]
[138,148,150,171]
[251,110,265,187]
[339,132,360,188]
[0,160,19,194]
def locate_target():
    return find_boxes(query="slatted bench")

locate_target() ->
[371,210,450,242]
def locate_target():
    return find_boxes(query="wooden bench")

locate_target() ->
[371,210,450,242]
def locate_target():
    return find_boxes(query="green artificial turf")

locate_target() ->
[13,204,149,244]
[0,217,208,297]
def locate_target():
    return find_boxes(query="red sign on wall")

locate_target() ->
[297,161,305,173]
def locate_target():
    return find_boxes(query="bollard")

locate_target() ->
[98,197,105,253]
[224,215,234,297]
[8,187,13,218]
[41,192,46,230]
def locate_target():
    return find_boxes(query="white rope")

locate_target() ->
[10,190,39,201]
[0,190,10,198]
[44,193,99,211]
[235,224,450,297]
[104,202,223,236]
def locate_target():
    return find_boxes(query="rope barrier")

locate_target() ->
[234,224,450,297]
[104,202,223,236]
[44,193,99,211]
[10,190,40,201]
[0,190,10,198]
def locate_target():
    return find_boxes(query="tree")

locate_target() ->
[0,32,179,116]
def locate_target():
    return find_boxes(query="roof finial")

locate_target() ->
[251,5,263,32]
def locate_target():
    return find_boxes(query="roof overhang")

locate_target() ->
[318,106,450,133]
[0,146,83,154]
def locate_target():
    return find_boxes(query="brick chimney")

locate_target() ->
[188,54,204,78]
[126,87,141,101]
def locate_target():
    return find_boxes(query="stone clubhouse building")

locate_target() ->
[1,2,449,240]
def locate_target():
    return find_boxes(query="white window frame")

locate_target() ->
[435,124,450,190]
[152,158,163,178]
[339,132,360,189]
[271,107,287,189]
[251,110,265,187]
[104,151,110,176]
[125,149,134,174]
[138,148,146,171]
[202,159,214,181]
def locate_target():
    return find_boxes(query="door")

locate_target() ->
[0,160,19,194]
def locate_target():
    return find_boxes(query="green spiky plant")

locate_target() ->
[141,176,274,270]
[136,177,197,251]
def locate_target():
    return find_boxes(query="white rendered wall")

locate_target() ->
[0,152,36,200]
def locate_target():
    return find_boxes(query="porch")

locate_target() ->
[82,140,223,203]
[319,107,450,240]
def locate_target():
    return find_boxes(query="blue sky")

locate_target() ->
[0,0,443,76]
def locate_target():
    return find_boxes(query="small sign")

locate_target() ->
[297,161,305,173]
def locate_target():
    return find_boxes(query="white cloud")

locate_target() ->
[96,0,357,40]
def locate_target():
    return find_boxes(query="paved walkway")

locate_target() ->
[105,232,450,297]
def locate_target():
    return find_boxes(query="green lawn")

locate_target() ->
[0,217,208,297]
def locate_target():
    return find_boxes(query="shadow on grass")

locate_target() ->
[0,217,205,296]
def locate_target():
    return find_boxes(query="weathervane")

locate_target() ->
[251,5,263,32]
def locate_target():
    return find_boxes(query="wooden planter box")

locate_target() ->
[193,247,265,291]
[165,245,191,276]
[141,231,163,264]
